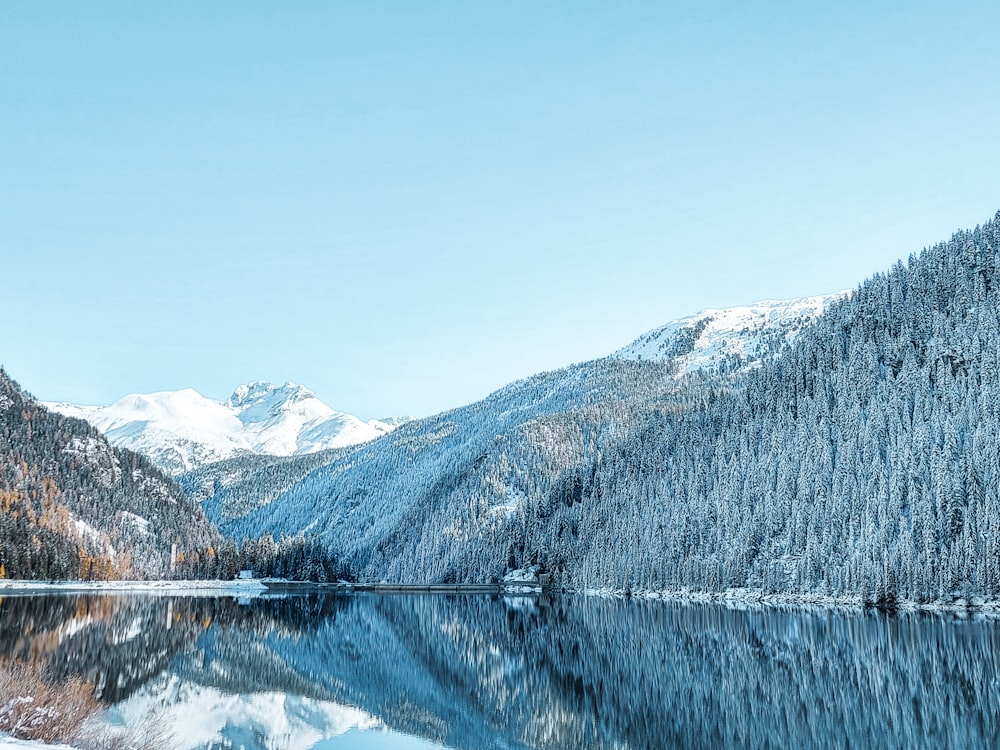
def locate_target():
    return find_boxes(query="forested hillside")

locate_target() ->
[0,369,220,579]
[201,358,680,579]
[193,294,843,586]
[186,293,832,539]
[561,215,1000,603]
[195,212,1000,604]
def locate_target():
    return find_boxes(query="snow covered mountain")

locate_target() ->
[613,293,847,374]
[191,293,853,570]
[46,381,402,475]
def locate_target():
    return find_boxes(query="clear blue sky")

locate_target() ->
[2,1,999,418]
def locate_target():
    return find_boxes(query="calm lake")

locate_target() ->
[1,591,999,749]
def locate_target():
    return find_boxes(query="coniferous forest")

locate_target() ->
[549,217,1000,602]
[0,371,219,579]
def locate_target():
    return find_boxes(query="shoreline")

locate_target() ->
[0,579,268,596]
[0,579,542,596]
[574,586,1000,616]
[3,578,999,616]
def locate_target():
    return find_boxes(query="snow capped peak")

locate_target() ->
[614,292,847,375]
[226,382,340,452]
[227,381,316,409]
[46,382,405,475]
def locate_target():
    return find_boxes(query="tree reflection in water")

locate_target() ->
[1,593,998,749]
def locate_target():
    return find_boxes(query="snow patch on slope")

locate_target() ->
[46,382,405,475]
[614,293,847,375]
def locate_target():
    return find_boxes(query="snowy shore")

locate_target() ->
[0,737,78,750]
[0,579,267,596]
[4,578,998,616]
[577,586,1000,615]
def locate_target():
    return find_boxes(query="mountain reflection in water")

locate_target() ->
[1,592,999,749]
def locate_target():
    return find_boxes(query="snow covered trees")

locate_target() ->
[0,369,220,580]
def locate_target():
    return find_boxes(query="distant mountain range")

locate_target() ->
[47,381,410,475]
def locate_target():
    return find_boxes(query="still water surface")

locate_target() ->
[1,592,999,749]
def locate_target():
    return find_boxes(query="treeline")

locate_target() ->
[171,533,351,582]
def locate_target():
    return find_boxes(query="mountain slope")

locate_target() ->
[48,382,400,475]
[0,369,219,579]
[193,293,842,581]
[192,358,680,567]
[188,293,836,545]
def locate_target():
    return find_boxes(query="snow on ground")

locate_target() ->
[614,293,847,374]
[502,567,543,593]
[71,521,115,559]
[118,511,151,536]
[0,738,78,750]
[487,487,523,518]
[577,586,1000,615]
[502,566,540,583]
[0,579,267,597]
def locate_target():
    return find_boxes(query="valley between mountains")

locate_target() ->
[5,214,1000,607]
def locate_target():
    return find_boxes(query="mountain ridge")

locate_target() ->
[47,381,405,475]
